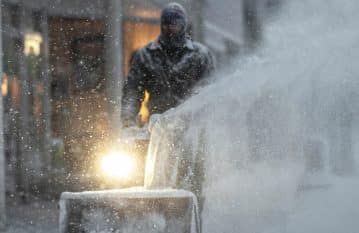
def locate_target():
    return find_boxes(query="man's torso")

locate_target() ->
[136,39,212,114]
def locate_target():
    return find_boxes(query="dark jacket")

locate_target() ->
[121,37,215,124]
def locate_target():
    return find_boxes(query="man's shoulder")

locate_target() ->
[131,42,157,62]
[137,41,162,56]
[189,40,214,64]
[142,40,162,52]
[135,44,151,55]
[190,41,212,56]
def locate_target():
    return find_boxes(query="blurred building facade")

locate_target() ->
[1,0,282,195]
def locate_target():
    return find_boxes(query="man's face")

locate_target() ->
[161,23,183,37]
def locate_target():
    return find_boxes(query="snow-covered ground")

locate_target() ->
[286,177,359,233]
[5,196,58,233]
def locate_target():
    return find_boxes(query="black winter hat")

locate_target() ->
[160,2,187,28]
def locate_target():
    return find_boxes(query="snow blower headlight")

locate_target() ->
[100,151,136,180]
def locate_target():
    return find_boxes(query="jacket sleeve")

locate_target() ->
[121,50,146,125]
[204,49,216,76]
[197,48,215,86]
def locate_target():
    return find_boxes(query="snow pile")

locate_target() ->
[145,0,359,232]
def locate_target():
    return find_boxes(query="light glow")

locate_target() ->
[101,151,136,179]
[2,74,8,96]
[24,32,43,56]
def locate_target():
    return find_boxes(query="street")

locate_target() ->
[6,196,58,233]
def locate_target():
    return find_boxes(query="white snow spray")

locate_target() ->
[145,0,359,232]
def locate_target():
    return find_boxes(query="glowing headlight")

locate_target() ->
[101,151,136,179]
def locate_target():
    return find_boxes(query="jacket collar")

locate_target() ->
[149,36,194,51]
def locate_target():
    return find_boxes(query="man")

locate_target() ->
[121,2,215,126]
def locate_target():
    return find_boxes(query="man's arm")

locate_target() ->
[121,51,146,126]
[204,48,216,76]
[196,47,215,87]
